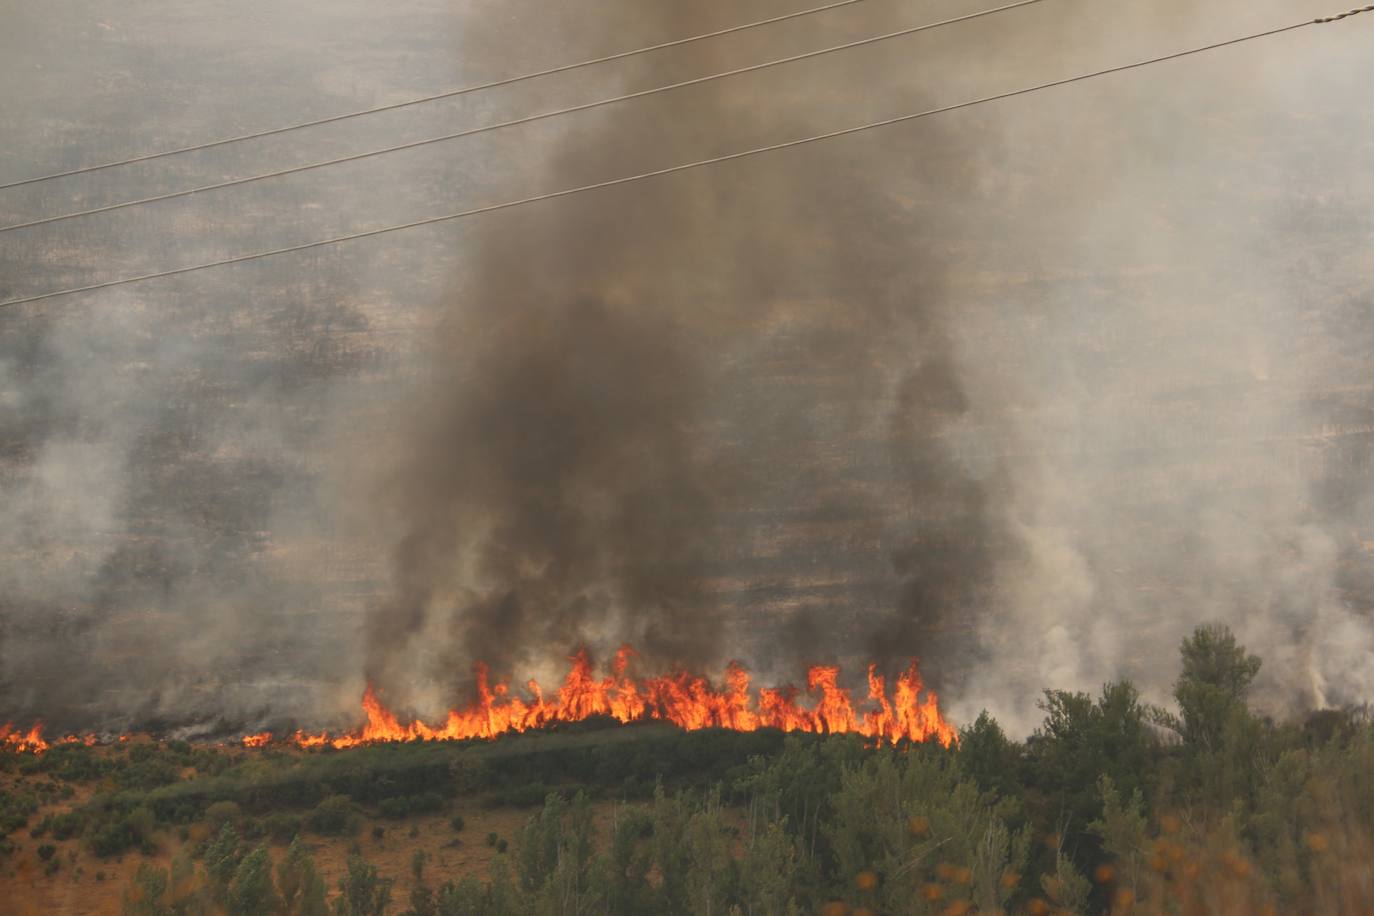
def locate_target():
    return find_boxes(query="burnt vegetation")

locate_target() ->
[0,625,1371,914]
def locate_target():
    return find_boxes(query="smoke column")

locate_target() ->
[0,0,1371,735]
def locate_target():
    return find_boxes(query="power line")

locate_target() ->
[1315,4,1374,22]
[1,0,1048,234]
[0,12,1358,311]
[0,0,872,192]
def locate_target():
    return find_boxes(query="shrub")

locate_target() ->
[34,745,109,783]
[89,817,137,857]
[205,800,242,832]
[450,815,465,833]
[37,843,57,862]
[308,795,359,837]
[0,790,38,837]
[378,792,446,819]
[264,812,302,842]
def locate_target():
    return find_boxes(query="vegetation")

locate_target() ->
[1,624,1372,913]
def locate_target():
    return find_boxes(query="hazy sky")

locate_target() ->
[2,0,1372,736]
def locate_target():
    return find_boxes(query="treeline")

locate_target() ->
[7,624,1374,914]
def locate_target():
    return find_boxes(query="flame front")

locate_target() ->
[292,648,957,750]
[1,722,99,753]
[3,649,957,754]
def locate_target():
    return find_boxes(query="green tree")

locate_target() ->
[122,863,170,916]
[603,806,655,915]
[204,822,242,903]
[1173,623,1262,752]
[404,849,436,916]
[278,836,310,913]
[229,844,280,915]
[334,855,393,916]
[650,785,693,914]
[957,711,1023,800]
[277,840,331,916]
[685,792,735,916]
[513,790,601,914]
[436,877,487,916]
[167,846,208,915]
[298,861,330,916]
[1088,774,1148,897]
[1041,846,1091,915]
[1025,680,1153,887]
[738,819,798,916]
[825,747,1020,914]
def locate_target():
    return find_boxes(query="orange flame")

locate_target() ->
[0,722,100,754]
[0,722,49,753]
[287,648,957,750]
[2,650,957,754]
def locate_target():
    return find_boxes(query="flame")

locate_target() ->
[1,722,100,754]
[2,650,957,754]
[286,648,957,750]
[0,722,49,753]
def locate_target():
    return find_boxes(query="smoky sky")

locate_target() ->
[2,0,1373,736]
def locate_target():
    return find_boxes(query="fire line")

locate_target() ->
[2,648,957,753]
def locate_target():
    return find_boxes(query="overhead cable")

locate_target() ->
[0,0,1047,233]
[0,0,874,191]
[2,11,1360,310]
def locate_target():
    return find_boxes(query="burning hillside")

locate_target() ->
[2,648,956,753]
[287,649,957,749]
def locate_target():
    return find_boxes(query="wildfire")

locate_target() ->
[0,722,98,754]
[289,648,957,750]
[3,650,958,755]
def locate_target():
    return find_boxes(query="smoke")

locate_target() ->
[2,0,1373,736]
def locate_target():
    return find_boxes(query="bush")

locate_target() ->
[89,818,136,857]
[36,745,110,783]
[0,790,38,837]
[37,843,57,862]
[205,800,242,832]
[308,795,359,837]
[485,832,498,847]
[377,792,446,819]
[450,815,465,832]
[264,812,302,842]
[48,810,84,841]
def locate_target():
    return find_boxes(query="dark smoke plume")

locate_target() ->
[356,1,1025,703]
[3,0,1373,735]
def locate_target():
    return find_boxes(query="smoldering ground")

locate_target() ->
[2,0,1373,736]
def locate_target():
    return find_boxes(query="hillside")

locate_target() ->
[3,625,1374,915]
